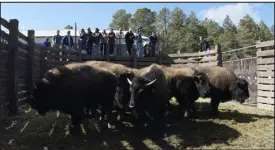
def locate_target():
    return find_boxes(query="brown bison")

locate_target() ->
[161,66,210,118]
[84,61,135,120]
[196,66,249,116]
[29,62,117,132]
[127,64,169,125]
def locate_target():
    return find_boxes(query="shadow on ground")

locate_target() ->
[0,104,244,150]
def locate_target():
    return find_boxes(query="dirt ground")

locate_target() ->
[0,98,274,150]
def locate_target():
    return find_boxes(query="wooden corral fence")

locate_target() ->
[256,40,274,111]
[7,17,274,120]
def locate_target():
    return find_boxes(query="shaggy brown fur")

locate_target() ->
[84,61,135,120]
[29,62,117,133]
[128,63,169,125]
[196,66,249,116]
[161,66,209,118]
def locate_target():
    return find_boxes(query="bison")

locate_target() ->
[196,66,250,116]
[127,64,169,125]
[161,65,210,118]
[29,62,117,132]
[84,61,135,120]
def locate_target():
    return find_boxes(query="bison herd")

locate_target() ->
[28,61,250,134]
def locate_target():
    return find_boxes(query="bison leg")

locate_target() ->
[70,115,82,135]
[210,98,220,117]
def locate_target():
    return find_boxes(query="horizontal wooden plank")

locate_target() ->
[257,49,274,57]
[0,29,9,40]
[0,41,8,50]
[257,77,274,84]
[257,64,274,71]
[171,59,198,64]
[256,40,274,49]
[45,47,79,54]
[112,61,132,66]
[257,102,274,111]
[1,17,10,29]
[18,40,28,49]
[18,31,28,43]
[199,56,217,62]
[168,49,217,58]
[17,47,28,58]
[45,59,72,65]
[258,84,274,91]
[109,56,132,61]
[257,97,274,105]
[257,71,274,78]
[137,57,158,62]
[199,61,217,67]
[45,54,78,61]
[171,63,198,68]
[257,58,274,65]
[258,90,274,98]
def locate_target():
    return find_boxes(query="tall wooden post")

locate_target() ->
[26,30,35,104]
[7,19,19,115]
[132,45,137,68]
[217,43,222,67]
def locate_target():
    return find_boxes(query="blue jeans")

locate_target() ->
[151,43,156,56]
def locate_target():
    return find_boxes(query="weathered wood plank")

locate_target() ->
[257,84,274,91]
[18,40,28,49]
[199,56,217,62]
[257,102,274,111]
[0,29,9,40]
[17,47,28,58]
[18,32,28,43]
[257,77,274,84]
[257,49,274,57]
[257,97,274,105]
[1,17,10,29]
[199,61,217,67]
[257,71,274,78]
[256,40,274,49]
[258,90,274,98]
[257,64,274,71]
[257,58,274,65]
[45,47,79,54]
[168,49,217,58]
[172,59,198,64]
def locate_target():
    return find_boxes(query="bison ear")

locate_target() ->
[193,75,201,82]
[145,79,157,87]
[127,78,132,85]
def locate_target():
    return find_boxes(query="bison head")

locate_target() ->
[232,78,249,104]
[193,71,210,97]
[29,78,51,116]
[127,77,157,111]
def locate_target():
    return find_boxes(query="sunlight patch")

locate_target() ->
[20,121,29,133]
[5,121,17,130]
[163,135,184,149]
[48,122,56,136]
[142,139,162,150]
[80,124,87,135]
[120,140,134,150]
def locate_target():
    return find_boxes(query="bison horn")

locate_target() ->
[127,78,132,85]
[145,79,157,87]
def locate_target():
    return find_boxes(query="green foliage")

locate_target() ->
[108,8,273,55]
[130,8,157,37]
[64,25,73,29]
[109,9,132,30]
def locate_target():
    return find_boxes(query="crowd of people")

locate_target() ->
[44,27,158,57]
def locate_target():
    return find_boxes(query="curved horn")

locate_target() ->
[145,79,157,87]
[127,78,132,85]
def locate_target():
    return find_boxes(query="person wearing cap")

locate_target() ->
[108,28,116,56]
[116,28,124,56]
[100,29,108,56]
[62,30,74,50]
[149,32,157,57]
[52,30,62,48]
[125,28,135,56]
[86,27,93,56]
[79,29,87,55]
[92,28,103,56]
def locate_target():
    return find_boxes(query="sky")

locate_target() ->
[1,2,274,31]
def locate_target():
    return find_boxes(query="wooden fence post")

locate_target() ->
[7,19,19,115]
[106,43,110,61]
[40,47,46,78]
[217,43,223,67]
[132,46,137,68]
[26,30,35,103]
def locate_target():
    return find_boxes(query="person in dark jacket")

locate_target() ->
[62,31,74,50]
[86,27,93,55]
[92,28,103,56]
[80,29,87,54]
[199,36,211,57]
[52,30,62,48]
[44,37,51,47]
[100,29,108,56]
[108,28,116,56]
[149,32,157,57]
[125,28,135,56]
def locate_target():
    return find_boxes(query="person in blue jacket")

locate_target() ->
[62,31,74,50]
